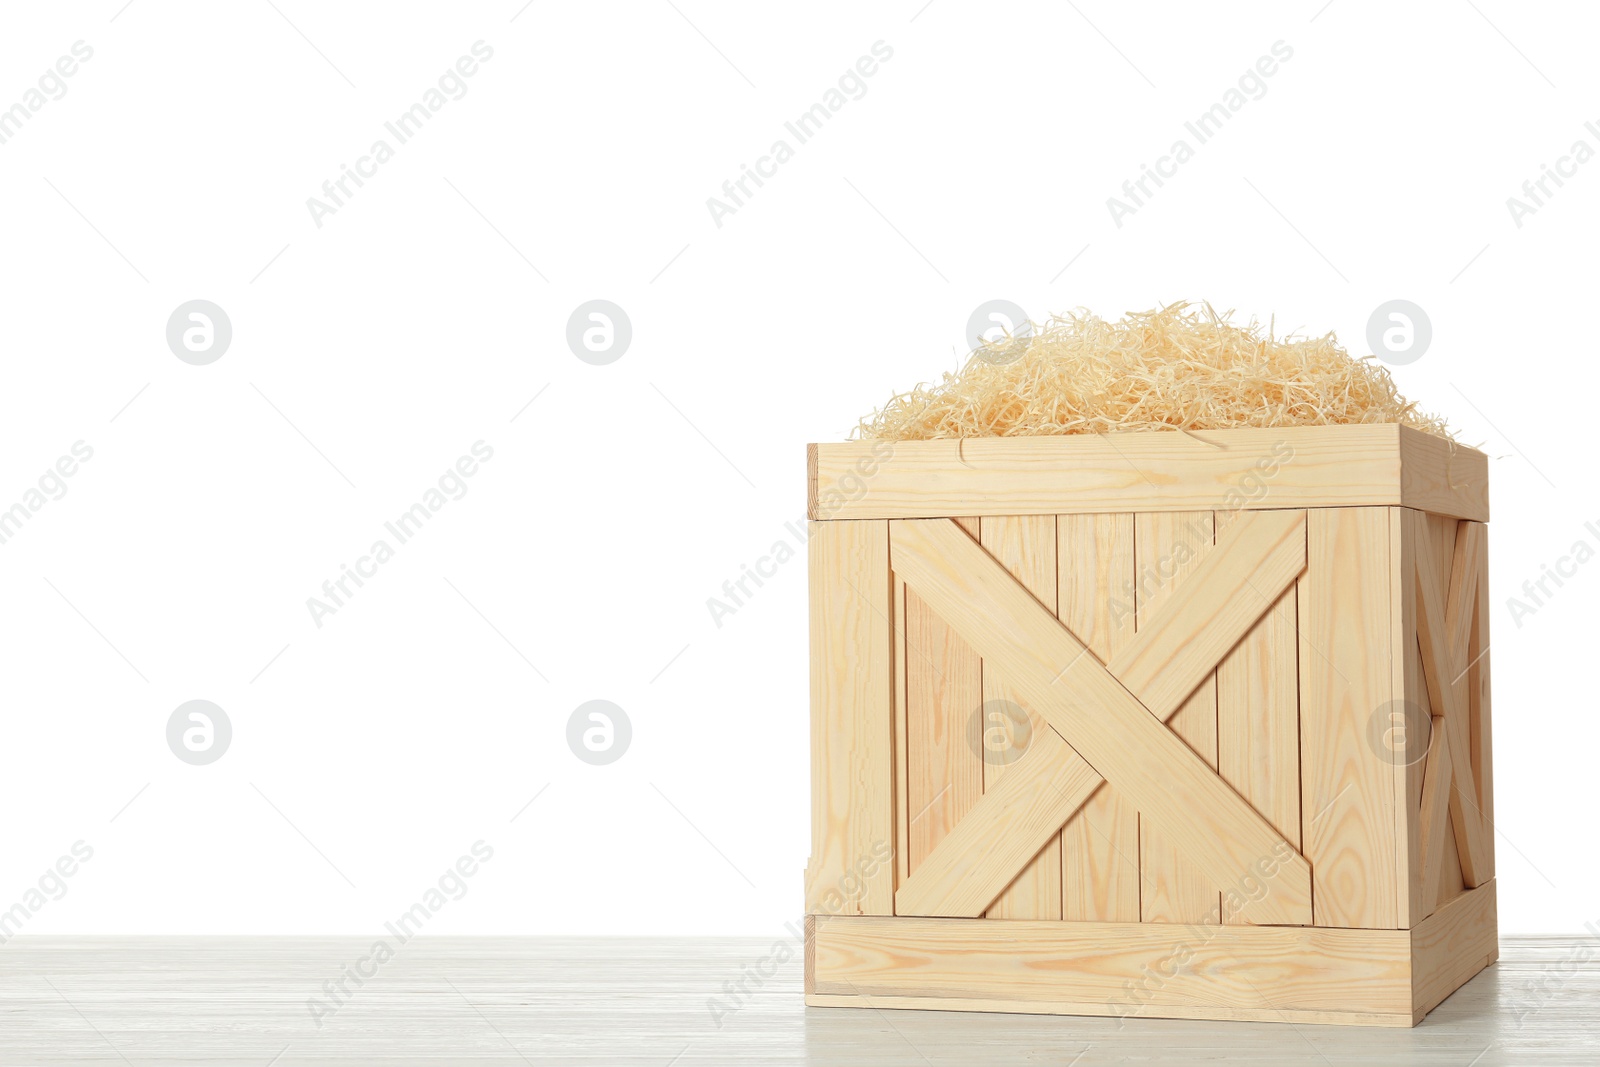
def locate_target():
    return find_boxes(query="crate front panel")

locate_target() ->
[806,507,1494,931]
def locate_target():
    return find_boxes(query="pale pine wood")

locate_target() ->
[1468,522,1496,880]
[892,574,909,892]
[806,520,894,915]
[810,426,1488,523]
[1397,425,1491,522]
[1417,713,1454,911]
[803,993,1417,1028]
[1218,583,1301,924]
[809,880,1498,1028]
[1426,514,1469,912]
[898,729,1104,917]
[1412,878,1499,1016]
[1394,507,1427,927]
[894,510,1307,919]
[1402,510,1461,921]
[1135,511,1220,925]
[903,526,984,873]
[1056,513,1141,922]
[978,515,1062,920]
[1446,520,1489,887]
[1299,507,1401,928]
[889,517,1312,925]
[809,913,1414,1021]
[1414,512,1488,888]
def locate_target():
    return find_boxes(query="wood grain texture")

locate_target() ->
[1412,879,1499,1016]
[811,881,1498,1029]
[806,520,895,915]
[1414,513,1488,889]
[1056,513,1141,922]
[1444,520,1488,887]
[1394,507,1427,928]
[810,426,1488,522]
[889,517,1311,925]
[977,515,1062,920]
[1468,523,1496,880]
[1398,425,1491,522]
[1218,582,1301,924]
[894,510,1308,920]
[903,519,982,875]
[892,574,910,892]
[1135,511,1220,925]
[0,926,1555,1061]
[1418,712,1455,911]
[1299,507,1401,929]
[810,913,1413,1020]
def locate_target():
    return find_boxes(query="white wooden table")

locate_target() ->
[0,935,1592,1064]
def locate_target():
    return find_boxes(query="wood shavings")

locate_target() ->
[854,302,1453,441]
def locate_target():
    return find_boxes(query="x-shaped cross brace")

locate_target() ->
[1415,519,1490,905]
[891,510,1313,926]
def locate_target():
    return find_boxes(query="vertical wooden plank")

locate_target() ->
[979,515,1063,920]
[1135,511,1221,925]
[1218,578,1301,925]
[904,518,983,875]
[1300,507,1399,929]
[1395,509,1426,928]
[806,519,894,915]
[1056,513,1142,922]
[892,574,909,894]
[1468,522,1495,879]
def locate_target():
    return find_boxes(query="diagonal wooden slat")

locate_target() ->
[1415,521,1488,887]
[1418,712,1454,908]
[890,511,1312,925]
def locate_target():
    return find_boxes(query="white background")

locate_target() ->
[0,0,1594,938]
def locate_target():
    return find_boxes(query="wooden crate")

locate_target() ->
[804,425,1496,1027]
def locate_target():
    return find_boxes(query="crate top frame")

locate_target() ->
[808,424,1488,523]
